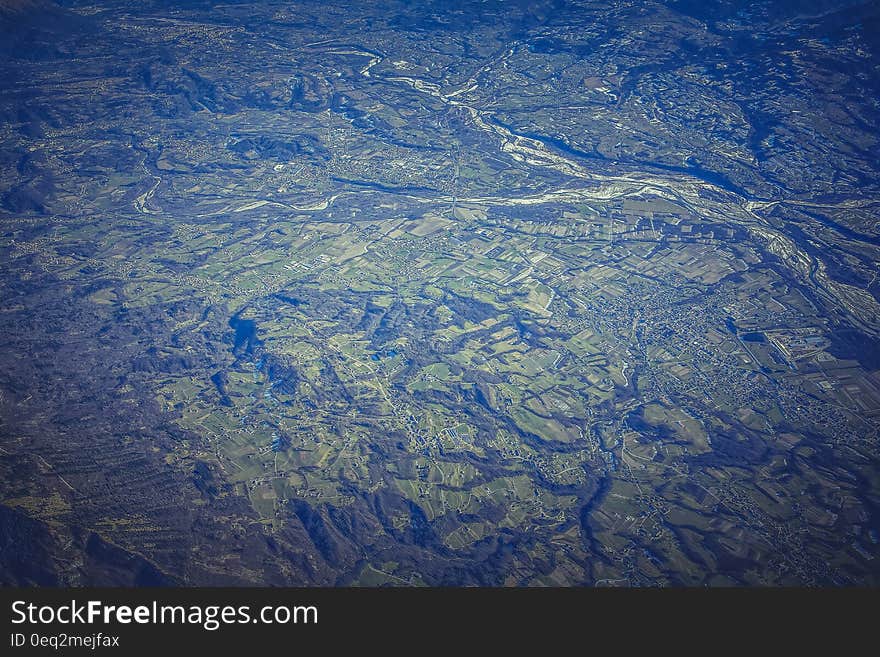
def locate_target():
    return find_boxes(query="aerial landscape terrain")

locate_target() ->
[1,0,879,586]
